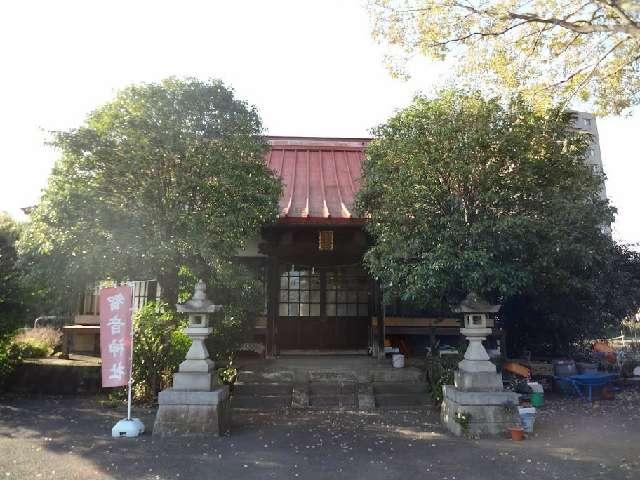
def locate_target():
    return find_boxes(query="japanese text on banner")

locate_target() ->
[99,286,133,387]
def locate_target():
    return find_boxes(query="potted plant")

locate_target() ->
[508,425,525,441]
[503,402,524,441]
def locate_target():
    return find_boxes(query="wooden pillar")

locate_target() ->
[429,325,436,356]
[377,281,385,360]
[62,328,70,359]
[266,255,279,358]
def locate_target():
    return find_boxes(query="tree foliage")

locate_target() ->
[0,212,28,334]
[0,213,21,312]
[18,78,281,307]
[204,261,266,362]
[368,0,640,115]
[132,302,190,402]
[357,90,640,351]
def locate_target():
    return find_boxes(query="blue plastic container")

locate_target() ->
[518,407,536,433]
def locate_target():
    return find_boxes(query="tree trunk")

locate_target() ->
[158,263,179,307]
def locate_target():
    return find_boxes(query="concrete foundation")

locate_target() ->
[441,385,519,436]
[153,387,231,436]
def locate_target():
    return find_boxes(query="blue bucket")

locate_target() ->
[518,407,536,433]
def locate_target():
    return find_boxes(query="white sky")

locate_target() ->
[0,0,638,247]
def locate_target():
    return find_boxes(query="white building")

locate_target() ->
[573,111,608,200]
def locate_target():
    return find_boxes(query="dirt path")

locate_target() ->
[1,389,639,480]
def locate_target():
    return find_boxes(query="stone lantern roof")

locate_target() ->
[453,292,501,314]
[176,279,222,314]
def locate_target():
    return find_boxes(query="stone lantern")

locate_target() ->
[441,292,519,436]
[455,292,501,384]
[173,280,221,390]
[153,280,231,436]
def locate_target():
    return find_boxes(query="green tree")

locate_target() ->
[0,212,27,335]
[132,302,190,402]
[18,78,281,308]
[368,1,640,115]
[357,90,640,352]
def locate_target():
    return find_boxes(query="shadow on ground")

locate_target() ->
[1,388,639,480]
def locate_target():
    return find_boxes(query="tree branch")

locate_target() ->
[555,38,625,105]
[381,1,640,37]
[507,11,640,36]
[594,0,640,29]
[427,20,529,47]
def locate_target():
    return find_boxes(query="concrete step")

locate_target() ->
[374,392,430,408]
[231,383,293,410]
[308,394,357,408]
[308,371,359,383]
[234,383,293,396]
[308,382,358,409]
[309,382,356,395]
[373,381,430,408]
[236,370,295,384]
[373,382,429,395]
[231,380,430,410]
[231,394,292,409]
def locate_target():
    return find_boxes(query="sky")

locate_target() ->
[0,0,638,247]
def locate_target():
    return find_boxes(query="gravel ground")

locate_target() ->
[1,387,639,480]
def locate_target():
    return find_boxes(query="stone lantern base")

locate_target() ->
[153,387,231,436]
[441,384,519,436]
[442,363,519,436]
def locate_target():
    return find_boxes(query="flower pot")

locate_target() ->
[509,426,524,441]
[602,385,615,400]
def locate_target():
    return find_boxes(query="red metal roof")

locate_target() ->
[266,137,369,224]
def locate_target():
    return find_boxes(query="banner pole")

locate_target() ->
[127,378,132,421]
[110,284,144,437]
[127,295,134,421]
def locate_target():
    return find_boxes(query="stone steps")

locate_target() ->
[231,383,293,410]
[309,382,357,395]
[231,360,430,411]
[308,382,357,409]
[308,394,358,409]
[375,393,430,407]
[373,382,429,395]
[232,394,292,409]
[234,383,293,396]
[373,382,430,407]
[231,380,431,410]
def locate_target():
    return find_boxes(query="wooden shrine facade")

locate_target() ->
[244,137,505,357]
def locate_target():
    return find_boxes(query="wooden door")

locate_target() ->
[277,266,322,349]
[324,269,369,349]
[276,265,369,350]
